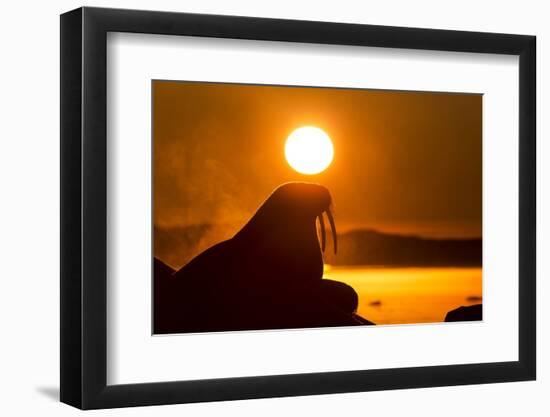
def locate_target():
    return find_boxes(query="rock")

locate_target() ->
[445,304,482,322]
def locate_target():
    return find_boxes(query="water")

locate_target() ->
[323,266,482,325]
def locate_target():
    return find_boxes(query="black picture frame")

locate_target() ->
[60,6,536,410]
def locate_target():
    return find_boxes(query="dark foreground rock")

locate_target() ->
[445,304,482,322]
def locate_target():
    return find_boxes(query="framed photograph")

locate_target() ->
[60,6,536,409]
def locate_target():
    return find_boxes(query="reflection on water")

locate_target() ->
[323,266,482,325]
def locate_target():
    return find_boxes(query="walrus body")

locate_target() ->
[154,183,370,333]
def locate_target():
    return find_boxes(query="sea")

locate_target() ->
[323,265,482,325]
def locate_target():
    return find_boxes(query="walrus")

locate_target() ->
[154,182,368,333]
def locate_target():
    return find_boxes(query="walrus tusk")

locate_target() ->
[326,208,337,254]
[318,213,326,252]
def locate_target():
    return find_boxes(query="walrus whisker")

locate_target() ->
[326,208,337,254]
[318,213,326,252]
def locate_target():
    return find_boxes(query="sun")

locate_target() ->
[285,126,334,175]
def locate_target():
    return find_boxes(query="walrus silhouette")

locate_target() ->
[154,182,371,334]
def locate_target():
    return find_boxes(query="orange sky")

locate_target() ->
[153,81,481,239]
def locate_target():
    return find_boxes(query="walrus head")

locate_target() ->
[236,182,337,255]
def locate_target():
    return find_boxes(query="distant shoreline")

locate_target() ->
[155,224,482,270]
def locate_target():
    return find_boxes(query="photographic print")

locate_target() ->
[152,81,482,334]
